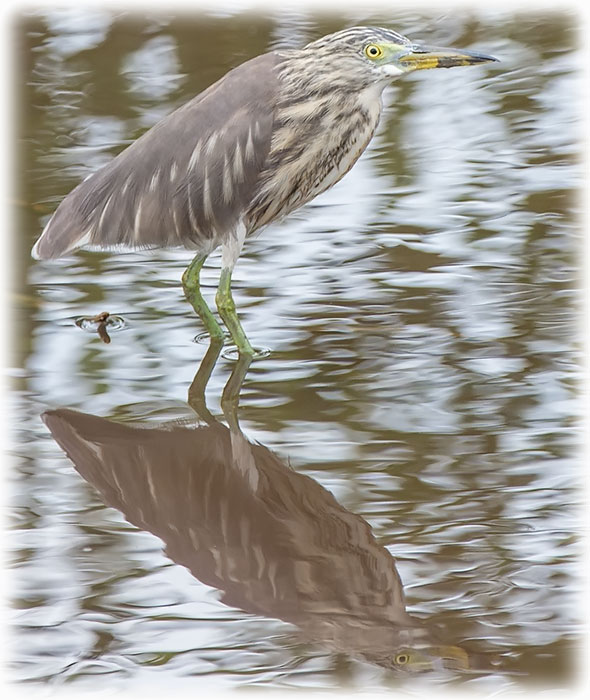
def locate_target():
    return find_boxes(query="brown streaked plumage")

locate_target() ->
[31,26,498,354]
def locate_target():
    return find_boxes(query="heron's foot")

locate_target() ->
[184,290,225,340]
[215,289,255,357]
[190,302,226,341]
[182,257,225,341]
[194,330,232,346]
[221,345,271,361]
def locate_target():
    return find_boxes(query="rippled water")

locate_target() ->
[9,6,583,694]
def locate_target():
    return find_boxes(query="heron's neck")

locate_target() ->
[356,80,387,117]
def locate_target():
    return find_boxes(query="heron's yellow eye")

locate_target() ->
[364,44,383,59]
[394,653,409,665]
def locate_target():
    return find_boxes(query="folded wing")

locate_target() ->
[32,53,278,259]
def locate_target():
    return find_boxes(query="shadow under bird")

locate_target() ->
[32,26,498,355]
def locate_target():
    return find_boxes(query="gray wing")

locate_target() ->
[32,52,280,260]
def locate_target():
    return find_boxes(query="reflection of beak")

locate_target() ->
[432,644,470,670]
[399,44,499,71]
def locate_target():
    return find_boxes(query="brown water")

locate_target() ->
[9,6,583,694]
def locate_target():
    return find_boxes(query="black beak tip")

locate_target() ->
[460,49,500,65]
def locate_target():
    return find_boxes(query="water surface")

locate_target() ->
[9,6,583,694]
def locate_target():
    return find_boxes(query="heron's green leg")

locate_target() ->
[215,267,255,356]
[182,254,224,340]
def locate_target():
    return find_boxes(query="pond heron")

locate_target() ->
[32,26,498,355]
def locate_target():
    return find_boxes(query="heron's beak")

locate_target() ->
[398,44,499,71]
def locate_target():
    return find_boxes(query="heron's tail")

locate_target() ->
[31,192,91,260]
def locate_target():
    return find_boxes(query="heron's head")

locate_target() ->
[301,26,498,87]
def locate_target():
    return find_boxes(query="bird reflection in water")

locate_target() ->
[42,338,490,676]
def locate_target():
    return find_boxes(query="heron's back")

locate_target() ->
[32,53,280,260]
